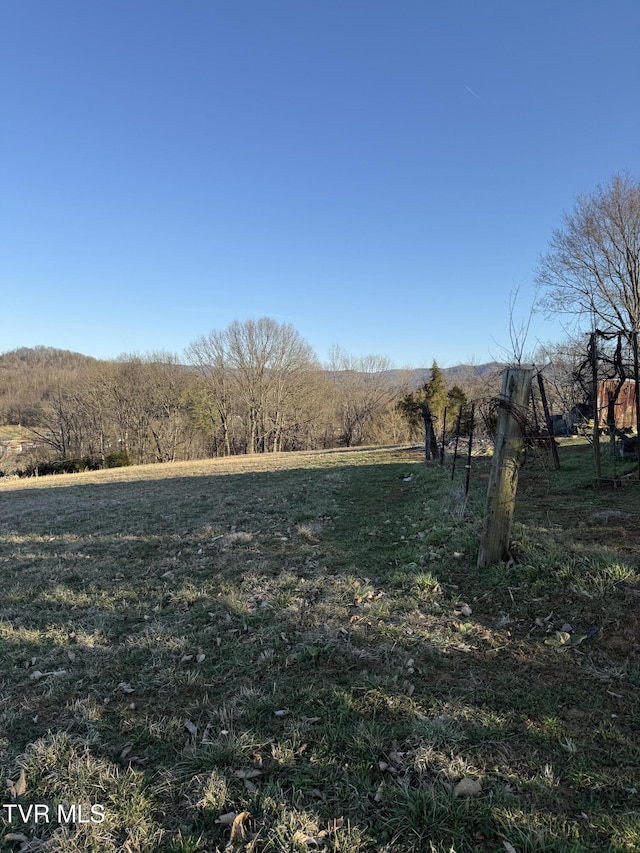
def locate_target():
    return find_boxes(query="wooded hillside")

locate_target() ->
[0,326,500,474]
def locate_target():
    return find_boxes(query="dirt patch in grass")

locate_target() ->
[0,443,639,852]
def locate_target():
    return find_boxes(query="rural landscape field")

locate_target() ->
[1,441,639,852]
[5,3,640,851]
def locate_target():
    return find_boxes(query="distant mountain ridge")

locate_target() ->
[0,345,97,371]
[384,363,504,387]
[0,347,504,383]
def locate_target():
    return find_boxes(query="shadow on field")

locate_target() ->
[1,454,639,851]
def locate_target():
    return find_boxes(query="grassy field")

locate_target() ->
[0,443,639,852]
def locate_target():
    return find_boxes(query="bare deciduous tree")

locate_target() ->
[187,318,320,454]
[185,331,236,455]
[536,172,640,336]
[227,318,319,453]
[327,346,397,447]
[537,173,640,449]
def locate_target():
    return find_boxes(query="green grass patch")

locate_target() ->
[0,444,639,851]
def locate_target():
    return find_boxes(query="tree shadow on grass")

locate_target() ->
[0,457,639,851]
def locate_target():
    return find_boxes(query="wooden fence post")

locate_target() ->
[421,404,438,462]
[477,367,534,569]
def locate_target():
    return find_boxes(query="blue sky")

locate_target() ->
[2,1,639,368]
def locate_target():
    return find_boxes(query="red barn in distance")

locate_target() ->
[597,379,637,431]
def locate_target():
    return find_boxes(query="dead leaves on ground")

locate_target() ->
[5,768,27,798]
[218,811,344,852]
[222,810,255,852]
[452,776,482,797]
[233,766,262,793]
[292,817,344,849]
[232,768,262,780]
[29,668,67,682]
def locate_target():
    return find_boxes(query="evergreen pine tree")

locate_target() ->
[424,361,448,425]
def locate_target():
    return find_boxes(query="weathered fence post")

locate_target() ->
[477,367,534,569]
[422,404,438,462]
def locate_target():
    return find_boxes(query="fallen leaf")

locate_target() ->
[544,631,574,649]
[233,768,262,780]
[229,811,252,844]
[6,768,27,798]
[216,812,238,826]
[293,830,324,848]
[503,843,518,853]
[274,709,290,717]
[196,653,206,663]
[461,605,473,617]
[29,670,45,681]
[118,682,134,693]
[374,781,385,802]
[453,777,482,797]
[184,720,198,737]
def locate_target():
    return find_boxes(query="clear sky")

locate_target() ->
[2,1,639,368]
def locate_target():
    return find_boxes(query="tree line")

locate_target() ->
[0,323,493,476]
[4,171,638,475]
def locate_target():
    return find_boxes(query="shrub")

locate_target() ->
[105,450,131,468]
